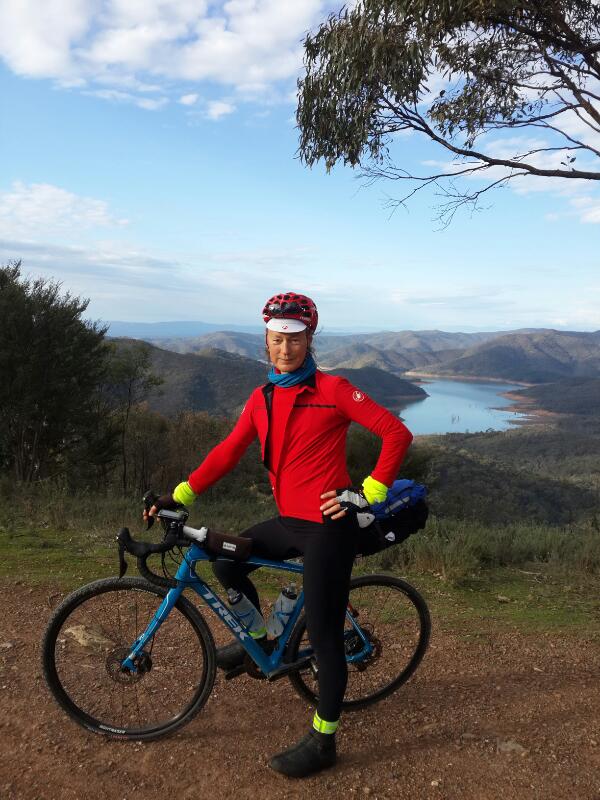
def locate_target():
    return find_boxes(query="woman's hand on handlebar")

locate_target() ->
[142,492,179,524]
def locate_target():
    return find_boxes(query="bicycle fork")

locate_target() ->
[121,585,185,673]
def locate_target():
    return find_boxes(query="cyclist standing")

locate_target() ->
[149,292,413,777]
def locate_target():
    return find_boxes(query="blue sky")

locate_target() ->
[0,1,599,333]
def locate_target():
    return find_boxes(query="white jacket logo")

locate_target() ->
[352,390,365,402]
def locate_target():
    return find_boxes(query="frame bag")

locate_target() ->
[205,529,253,561]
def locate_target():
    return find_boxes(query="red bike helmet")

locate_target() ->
[262,292,318,333]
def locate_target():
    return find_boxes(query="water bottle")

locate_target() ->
[266,583,298,638]
[226,589,266,637]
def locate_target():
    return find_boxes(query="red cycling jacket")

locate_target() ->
[187,370,413,523]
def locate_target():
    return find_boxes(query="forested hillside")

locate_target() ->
[511,377,600,415]
[113,339,267,416]
[330,366,427,406]
[413,330,600,383]
[113,340,430,416]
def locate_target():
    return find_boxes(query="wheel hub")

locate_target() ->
[105,648,152,684]
[345,626,382,671]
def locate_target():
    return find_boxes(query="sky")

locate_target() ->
[0,1,599,334]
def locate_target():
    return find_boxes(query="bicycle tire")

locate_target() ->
[287,573,431,710]
[42,577,216,741]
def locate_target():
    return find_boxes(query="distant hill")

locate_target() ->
[148,331,266,361]
[112,340,425,417]
[319,329,505,353]
[112,339,267,416]
[107,320,261,338]
[330,366,427,407]
[511,378,600,416]
[112,327,600,386]
[148,329,512,375]
[408,330,600,383]
[315,330,511,372]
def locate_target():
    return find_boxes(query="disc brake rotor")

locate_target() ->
[105,648,152,684]
[346,625,382,672]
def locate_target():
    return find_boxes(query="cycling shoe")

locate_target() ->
[269,730,336,778]
[216,641,246,671]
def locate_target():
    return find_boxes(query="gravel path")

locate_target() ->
[1,581,599,800]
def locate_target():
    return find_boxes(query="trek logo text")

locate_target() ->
[198,585,250,640]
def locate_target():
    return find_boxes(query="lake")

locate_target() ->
[398,379,529,435]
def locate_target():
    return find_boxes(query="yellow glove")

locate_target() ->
[361,475,388,505]
[172,481,197,506]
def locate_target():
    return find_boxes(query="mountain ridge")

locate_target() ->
[112,327,600,390]
[111,339,427,417]
[409,330,600,383]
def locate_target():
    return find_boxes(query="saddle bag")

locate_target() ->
[205,529,253,561]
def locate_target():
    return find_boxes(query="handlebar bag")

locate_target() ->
[356,479,429,557]
[356,500,429,557]
[205,529,253,561]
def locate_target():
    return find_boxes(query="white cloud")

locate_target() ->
[0,1,327,108]
[137,96,170,111]
[0,182,128,239]
[179,92,199,105]
[206,99,236,120]
[82,87,169,109]
[0,235,324,321]
[580,205,600,223]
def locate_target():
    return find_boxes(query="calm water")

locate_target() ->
[398,379,528,435]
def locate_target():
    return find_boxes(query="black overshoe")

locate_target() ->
[268,730,336,778]
[215,640,246,671]
[216,637,275,672]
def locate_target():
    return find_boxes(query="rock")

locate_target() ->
[496,595,511,603]
[431,779,441,787]
[497,739,528,755]
[63,625,115,649]
[0,643,14,650]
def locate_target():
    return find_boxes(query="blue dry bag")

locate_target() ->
[356,479,429,557]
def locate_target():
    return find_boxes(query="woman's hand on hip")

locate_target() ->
[320,490,347,520]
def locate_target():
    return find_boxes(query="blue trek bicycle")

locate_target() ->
[42,502,431,742]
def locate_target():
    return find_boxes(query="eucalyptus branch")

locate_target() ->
[297,0,600,222]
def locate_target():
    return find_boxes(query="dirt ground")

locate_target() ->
[1,581,599,800]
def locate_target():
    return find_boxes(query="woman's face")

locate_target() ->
[266,329,311,372]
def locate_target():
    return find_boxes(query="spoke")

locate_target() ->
[49,584,211,736]
[134,684,144,729]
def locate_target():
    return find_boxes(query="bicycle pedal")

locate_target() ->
[266,655,314,682]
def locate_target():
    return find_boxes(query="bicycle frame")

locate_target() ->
[121,542,374,677]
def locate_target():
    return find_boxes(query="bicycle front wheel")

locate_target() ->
[287,574,431,710]
[42,577,216,740]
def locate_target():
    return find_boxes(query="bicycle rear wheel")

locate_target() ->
[287,573,430,710]
[42,577,216,740]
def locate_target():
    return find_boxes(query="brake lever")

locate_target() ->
[143,489,158,530]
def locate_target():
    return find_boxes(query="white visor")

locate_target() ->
[266,318,307,333]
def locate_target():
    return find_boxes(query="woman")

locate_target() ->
[149,292,413,778]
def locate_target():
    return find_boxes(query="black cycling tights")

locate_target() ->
[212,514,358,723]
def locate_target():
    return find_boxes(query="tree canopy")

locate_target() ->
[0,262,111,481]
[0,264,167,487]
[297,1,600,222]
